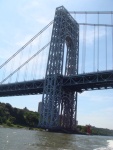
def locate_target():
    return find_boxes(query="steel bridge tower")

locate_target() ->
[39,6,79,131]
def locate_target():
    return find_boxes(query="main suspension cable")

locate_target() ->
[0,20,53,70]
[0,42,50,84]
[70,11,113,14]
[79,23,113,27]
[105,26,107,70]
[93,25,95,72]
[97,13,100,71]
[111,14,113,69]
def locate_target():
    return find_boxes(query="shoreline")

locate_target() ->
[0,124,113,136]
[0,124,42,131]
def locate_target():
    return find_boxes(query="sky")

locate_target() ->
[0,0,113,129]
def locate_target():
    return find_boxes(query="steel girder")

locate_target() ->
[63,70,113,92]
[0,70,113,97]
[0,79,44,97]
[39,6,79,130]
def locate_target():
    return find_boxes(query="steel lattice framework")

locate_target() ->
[39,6,79,130]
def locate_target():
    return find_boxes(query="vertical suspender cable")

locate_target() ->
[74,12,76,20]
[97,12,99,71]
[105,26,107,70]
[31,52,35,80]
[2,66,6,83]
[111,13,113,70]
[84,13,87,72]
[37,34,42,79]
[82,25,85,73]
[33,34,42,79]
[82,13,87,73]
[31,43,37,80]
[16,50,23,82]
[40,46,45,78]
[32,55,38,80]
[93,25,95,72]
[24,44,32,81]
[9,57,15,83]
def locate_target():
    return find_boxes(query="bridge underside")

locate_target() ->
[0,70,113,96]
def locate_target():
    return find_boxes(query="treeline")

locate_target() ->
[0,102,39,128]
[77,125,113,136]
[91,127,113,136]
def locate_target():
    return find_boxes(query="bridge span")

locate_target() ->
[0,70,113,97]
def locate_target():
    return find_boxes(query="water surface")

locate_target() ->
[0,127,113,150]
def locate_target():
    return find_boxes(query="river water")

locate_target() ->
[0,127,113,150]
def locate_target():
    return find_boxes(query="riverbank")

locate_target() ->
[1,123,113,136]
[0,124,43,131]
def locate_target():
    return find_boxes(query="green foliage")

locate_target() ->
[0,102,39,128]
[6,120,12,126]
[0,116,3,123]
[77,125,113,136]
[91,127,113,136]
[77,125,87,133]
[24,111,39,126]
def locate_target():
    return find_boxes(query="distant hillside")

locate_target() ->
[77,125,113,136]
[0,102,39,128]
[91,127,113,136]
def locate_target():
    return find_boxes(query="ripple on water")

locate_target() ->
[94,140,113,150]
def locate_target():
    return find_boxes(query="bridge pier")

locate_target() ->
[60,91,77,130]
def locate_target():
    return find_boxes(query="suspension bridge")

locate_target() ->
[0,6,113,132]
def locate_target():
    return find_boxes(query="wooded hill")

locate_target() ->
[0,102,39,128]
[77,125,113,136]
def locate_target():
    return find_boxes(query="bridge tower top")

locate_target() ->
[56,6,78,24]
[46,5,79,76]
